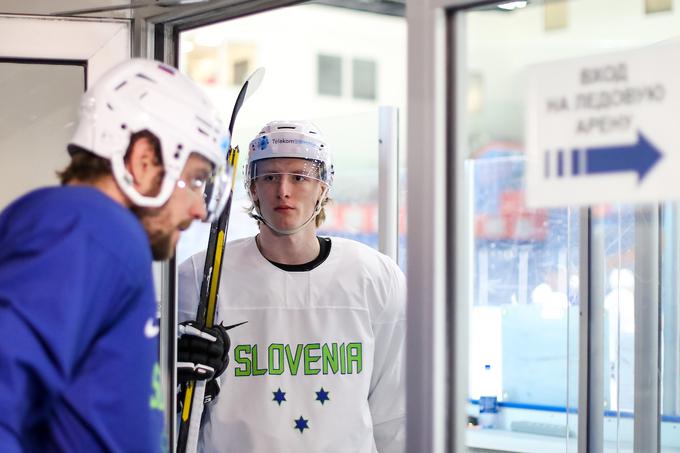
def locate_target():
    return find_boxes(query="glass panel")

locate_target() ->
[466,154,579,452]
[593,204,636,450]
[458,1,680,451]
[315,112,379,249]
[661,203,680,451]
[0,61,83,210]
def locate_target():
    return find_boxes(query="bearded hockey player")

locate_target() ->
[0,58,234,452]
[178,120,406,452]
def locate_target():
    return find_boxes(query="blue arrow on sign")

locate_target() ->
[585,131,662,182]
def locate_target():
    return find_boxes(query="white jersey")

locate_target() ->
[178,236,406,453]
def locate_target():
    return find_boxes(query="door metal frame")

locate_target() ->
[406,1,450,452]
[0,14,130,83]
[145,3,411,449]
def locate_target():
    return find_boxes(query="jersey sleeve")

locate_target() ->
[0,227,134,450]
[177,251,206,323]
[369,259,407,453]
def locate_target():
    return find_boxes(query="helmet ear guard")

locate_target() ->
[68,58,232,222]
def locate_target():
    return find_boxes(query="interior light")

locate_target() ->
[497,1,528,10]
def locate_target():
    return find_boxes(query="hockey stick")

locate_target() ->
[177,67,265,453]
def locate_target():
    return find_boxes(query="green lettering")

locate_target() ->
[347,342,363,374]
[322,343,339,374]
[149,362,164,411]
[304,343,321,375]
[234,345,252,377]
[340,343,346,374]
[269,344,285,375]
[286,344,304,375]
[252,344,267,376]
[234,342,361,377]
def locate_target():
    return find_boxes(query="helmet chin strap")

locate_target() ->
[252,187,328,236]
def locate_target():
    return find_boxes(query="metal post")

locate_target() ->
[634,205,660,452]
[661,204,679,416]
[378,106,399,262]
[579,207,604,453]
[153,22,178,452]
[160,258,177,453]
[406,1,448,452]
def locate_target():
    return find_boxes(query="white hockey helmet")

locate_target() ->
[68,58,232,222]
[245,120,333,190]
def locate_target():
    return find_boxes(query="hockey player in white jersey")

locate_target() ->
[178,120,405,452]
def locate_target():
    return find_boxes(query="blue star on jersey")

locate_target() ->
[294,416,309,433]
[315,387,330,405]
[273,388,286,406]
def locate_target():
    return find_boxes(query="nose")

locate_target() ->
[276,175,292,198]
[191,195,208,221]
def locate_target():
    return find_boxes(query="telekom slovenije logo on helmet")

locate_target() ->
[258,136,269,150]
[271,138,319,147]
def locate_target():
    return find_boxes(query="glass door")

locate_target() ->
[0,15,130,209]
[172,3,408,450]
[453,1,680,452]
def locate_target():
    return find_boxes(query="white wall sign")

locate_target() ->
[526,42,680,207]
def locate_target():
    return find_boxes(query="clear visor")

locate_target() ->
[249,159,328,186]
[205,163,232,222]
[178,163,232,223]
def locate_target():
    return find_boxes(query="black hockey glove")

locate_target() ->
[177,321,232,384]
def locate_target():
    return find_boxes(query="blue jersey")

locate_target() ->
[0,187,163,453]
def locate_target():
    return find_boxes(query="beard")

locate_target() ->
[131,205,179,260]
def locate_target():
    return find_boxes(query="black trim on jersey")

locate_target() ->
[266,236,332,272]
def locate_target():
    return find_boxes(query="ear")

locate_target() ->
[316,182,327,202]
[125,137,163,196]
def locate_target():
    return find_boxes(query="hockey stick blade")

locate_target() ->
[228,67,265,134]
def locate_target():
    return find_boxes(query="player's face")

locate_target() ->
[251,158,325,234]
[136,154,211,260]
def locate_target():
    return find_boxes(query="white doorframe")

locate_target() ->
[0,15,130,84]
